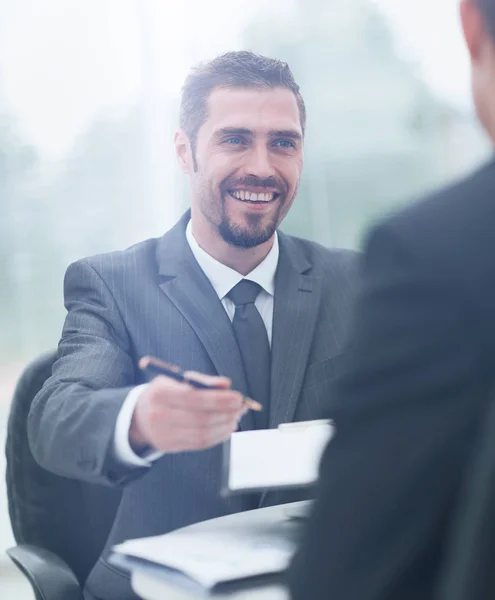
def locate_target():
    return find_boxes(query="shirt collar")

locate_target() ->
[185,220,279,300]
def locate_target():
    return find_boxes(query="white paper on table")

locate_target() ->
[226,420,334,492]
[114,526,295,590]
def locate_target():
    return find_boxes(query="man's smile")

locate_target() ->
[227,189,280,204]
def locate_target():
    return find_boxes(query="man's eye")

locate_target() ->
[225,137,244,145]
[274,139,296,148]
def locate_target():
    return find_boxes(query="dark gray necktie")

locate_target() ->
[228,280,270,429]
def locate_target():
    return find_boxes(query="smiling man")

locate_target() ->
[175,65,305,275]
[28,51,358,600]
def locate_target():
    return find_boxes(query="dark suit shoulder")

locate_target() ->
[374,157,495,275]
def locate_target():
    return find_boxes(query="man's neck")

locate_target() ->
[190,223,274,276]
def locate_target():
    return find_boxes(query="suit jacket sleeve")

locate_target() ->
[288,221,488,600]
[28,259,150,486]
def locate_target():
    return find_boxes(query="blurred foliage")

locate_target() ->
[243,0,472,248]
[0,112,39,359]
[48,105,150,257]
[0,103,154,361]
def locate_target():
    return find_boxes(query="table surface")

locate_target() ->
[130,501,311,600]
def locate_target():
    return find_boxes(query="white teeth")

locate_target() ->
[231,190,276,202]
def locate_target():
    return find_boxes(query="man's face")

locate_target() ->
[176,87,304,249]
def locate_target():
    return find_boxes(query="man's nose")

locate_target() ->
[244,145,276,180]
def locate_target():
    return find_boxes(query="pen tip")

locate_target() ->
[138,356,150,369]
[247,399,263,411]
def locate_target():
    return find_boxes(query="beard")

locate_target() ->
[198,174,289,249]
[218,209,281,248]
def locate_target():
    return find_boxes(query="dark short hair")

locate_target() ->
[476,0,495,40]
[179,51,306,157]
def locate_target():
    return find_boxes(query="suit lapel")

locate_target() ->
[269,233,322,428]
[155,213,254,429]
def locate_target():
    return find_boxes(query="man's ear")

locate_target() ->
[460,0,484,62]
[174,129,193,174]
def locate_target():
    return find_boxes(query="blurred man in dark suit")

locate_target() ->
[288,1,495,599]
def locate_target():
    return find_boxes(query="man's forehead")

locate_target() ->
[204,86,302,134]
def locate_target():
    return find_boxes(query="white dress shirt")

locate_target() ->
[113,221,279,466]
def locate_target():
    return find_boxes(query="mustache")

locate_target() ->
[223,175,285,192]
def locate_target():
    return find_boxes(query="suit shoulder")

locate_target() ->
[380,158,495,250]
[68,237,160,281]
[366,158,495,288]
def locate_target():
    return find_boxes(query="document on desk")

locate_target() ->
[113,523,296,590]
[223,419,334,494]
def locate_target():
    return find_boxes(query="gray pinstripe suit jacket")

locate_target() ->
[28,212,359,600]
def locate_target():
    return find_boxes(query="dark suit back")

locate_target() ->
[28,213,358,600]
[288,157,495,600]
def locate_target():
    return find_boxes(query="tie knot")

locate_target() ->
[227,279,262,307]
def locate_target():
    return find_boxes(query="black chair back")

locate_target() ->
[5,350,122,585]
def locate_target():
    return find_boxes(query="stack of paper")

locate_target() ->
[113,518,298,590]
